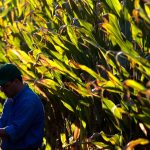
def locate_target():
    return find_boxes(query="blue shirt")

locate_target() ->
[0,84,45,150]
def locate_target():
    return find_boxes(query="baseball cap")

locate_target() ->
[0,63,22,86]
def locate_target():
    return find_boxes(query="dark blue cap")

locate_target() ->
[0,63,22,86]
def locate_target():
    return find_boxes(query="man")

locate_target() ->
[0,63,45,150]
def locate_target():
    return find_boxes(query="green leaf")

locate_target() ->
[123,79,146,91]
[105,0,122,17]
[99,131,122,146]
[131,23,143,47]
[61,100,74,112]
[21,31,34,49]
[0,48,8,63]
[65,82,90,97]
[98,65,122,86]
[67,25,79,49]
[99,80,123,93]
[45,0,53,7]
[101,14,140,59]
[12,49,33,64]
[134,114,150,129]
[60,133,67,145]
[0,100,4,113]
[69,60,105,81]
[0,7,12,17]
[0,92,6,101]
[78,19,93,32]
[45,144,51,150]
[145,3,150,18]
[49,34,69,51]
[85,0,94,9]
[102,98,122,119]
[16,0,26,17]
[37,79,59,90]
[17,63,36,79]
[81,119,86,128]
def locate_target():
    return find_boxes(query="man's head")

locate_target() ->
[0,63,23,98]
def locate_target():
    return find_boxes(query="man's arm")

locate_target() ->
[0,98,13,128]
[4,98,39,142]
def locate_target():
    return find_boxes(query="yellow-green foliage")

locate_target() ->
[0,0,150,149]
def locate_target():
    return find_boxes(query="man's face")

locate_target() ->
[0,80,17,98]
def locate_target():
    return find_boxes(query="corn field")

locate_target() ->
[0,0,150,149]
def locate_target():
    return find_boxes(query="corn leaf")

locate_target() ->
[102,98,122,119]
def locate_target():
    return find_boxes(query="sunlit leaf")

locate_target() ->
[98,65,122,86]
[61,100,74,112]
[37,79,59,90]
[21,31,34,49]
[105,0,122,17]
[98,80,123,93]
[17,63,36,78]
[100,131,121,145]
[0,48,8,62]
[78,19,93,32]
[81,119,86,128]
[16,0,26,17]
[45,143,51,150]
[0,100,3,113]
[69,60,105,81]
[139,122,147,136]
[92,141,109,149]
[102,98,122,119]
[124,79,146,91]
[60,133,67,144]
[123,138,149,150]
[65,82,90,97]
[12,49,33,64]
[134,114,150,129]
[32,84,49,101]
[145,3,150,18]
[0,7,12,17]
[67,25,79,49]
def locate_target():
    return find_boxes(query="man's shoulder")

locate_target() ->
[23,85,40,99]
[2,98,13,111]
[21,87,42,105]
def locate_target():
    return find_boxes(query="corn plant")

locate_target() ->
[0,0,150,149]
